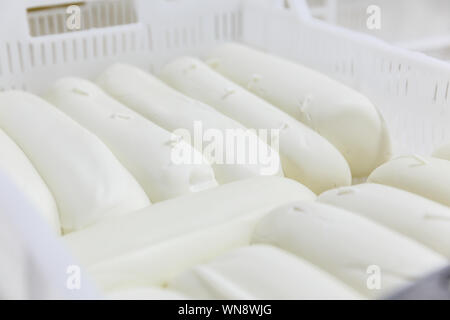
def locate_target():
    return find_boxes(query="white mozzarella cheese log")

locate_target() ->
[252,201,446,298]
[45,77,218,202]
[107,287,188,300]
[433,142,450,161]
[0,129,60,234]
[64,177,315,290]
[318,183,450,257]
[168,245,363,300]
[0,91,150,233]
[367,155,450,207]
[207,43,392,177]
[160,57,351,194]
[96,63,283,184]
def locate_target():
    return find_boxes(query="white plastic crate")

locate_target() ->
[0,0,450,298]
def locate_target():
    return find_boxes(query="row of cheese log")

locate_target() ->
[64,176,450,299]
[1,42,450,299]
[1,42,395,235]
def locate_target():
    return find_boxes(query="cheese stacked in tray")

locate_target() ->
[1,43,450,300]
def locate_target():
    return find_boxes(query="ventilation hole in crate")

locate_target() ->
[83,38,87,59]
[116,1,124,24]
[112,33,117,55]
[237,11,242,38]
[222,13,228,40]
[106,2,112,25]
[38,16,45,36]
[182,28,188,47]
[126,1,133,23]
[40,43,46,65]
[122,33,127,53]
[230,12,236,40]
[30,17,38,36]
[190,26,197,46]
[84,9,91,29]
[173,29,180,49]
[166,30,171,49]
[445,81,449,102]
[405,79,409,95]
[103,35,108,57]
[147,25,153,50]
[433,84,438,103]
[198,16,204,43]
[17,43,24,73]
[130,32,136,51]
[214,14,220,41]
[92,4,99,28]
[93,37,98,58]
[58,13,65,33]
[101,2,108,27]
[62,41,68,63]
[51,42,57,64]
[48,15,55,34]
[6,43,13,74]
[72,39,77,61]
[389,61,393,73]
[27,0,137,37]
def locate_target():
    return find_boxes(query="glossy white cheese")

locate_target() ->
[64,177,316,290]
[45,77,218,202]
[252,201,447,298]
[368,155,450,207]
[160,56,351,194]
[96,63,283,184]
[318,183,450,257]
[0,128,60,234]
[0,91,150,233]
[207,43,392,177]
[169,245,363,299]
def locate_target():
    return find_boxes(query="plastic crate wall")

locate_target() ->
[0,0,243,93]
[242,0,450,155]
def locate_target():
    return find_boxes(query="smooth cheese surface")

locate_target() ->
[207,42,392,177]
[367,155,450,207]
[64,177,315,290]
[319,183,450,257]
[160,56,351,194]
[433,142,450,161]
[0,128,60,234]
[45,77,218,202]
[169,245,363,300]
[96,63,283,184]
[252,201,447,298]
[0,91,150,233]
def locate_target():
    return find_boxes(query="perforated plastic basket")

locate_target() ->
[1,0,449,299]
